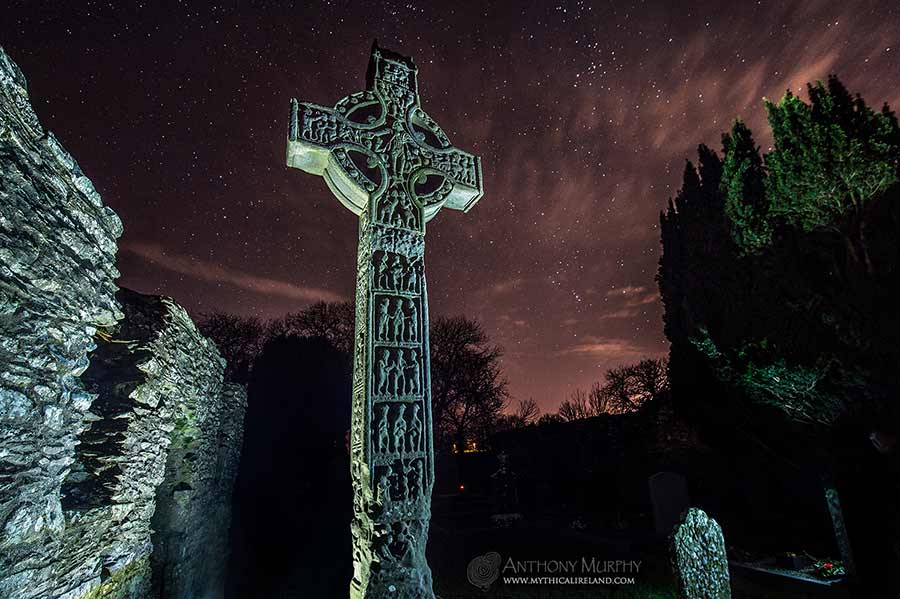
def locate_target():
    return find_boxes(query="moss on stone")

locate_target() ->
[79,556,151,599]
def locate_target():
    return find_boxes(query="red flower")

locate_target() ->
[824,562,833,569]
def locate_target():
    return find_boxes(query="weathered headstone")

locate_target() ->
[822,475,857,581]
[670,507,732,599]
[649,470,690,534]
[286,43,483,598]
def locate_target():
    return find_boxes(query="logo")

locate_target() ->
[467,551,501,590]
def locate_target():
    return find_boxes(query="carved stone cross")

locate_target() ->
[286,43,483,598]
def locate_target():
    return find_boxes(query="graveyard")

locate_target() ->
[2,2,900,599]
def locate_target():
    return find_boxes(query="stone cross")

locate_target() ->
[286,43,483,598]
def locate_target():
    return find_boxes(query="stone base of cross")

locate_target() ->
[286,43,483,598]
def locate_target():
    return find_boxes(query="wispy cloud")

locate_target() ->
[124,242,344,303]
[598,286,660,320]
[490,277,526,295]
[555,335,658,361]
[606,285,647,297]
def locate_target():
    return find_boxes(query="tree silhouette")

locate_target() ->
[559,388,591,422]
[430,315,509,451]
[267,300,355,353]
[196,312,265,384]
[557,358,669,421]
[515,397,540,424]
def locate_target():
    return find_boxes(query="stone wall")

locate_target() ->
[0,44,123,597]
[147,296,246,599]
[0,46,245,599]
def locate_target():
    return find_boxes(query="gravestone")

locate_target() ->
[822,476,856,581]
[649,470,690,534]
[670,507,732,599]
[286,43,484,598]
[491,452,519,514]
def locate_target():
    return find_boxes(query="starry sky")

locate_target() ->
[3,1,898,412]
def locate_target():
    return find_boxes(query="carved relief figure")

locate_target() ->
[408,459,423,499]
[408,351,421,396]
[380,191,399,224]
[382,62,408,87]
[408,403,422,451]
[377,405,390,453]
[377,472,391,504]
[377,298,390,340]
[377,254,390,289]
[395,523,415,561]
[377,529,395,564]
[403,461,415,501]
[401,200,416,229]
[393,350,408,396]
[392,299,405,342]
[406,299,418,342]
[308,113,336,143]
[406,261,418,293]
[390,255,404,291]
[302,109,319,141]
[393,405,407,454]
[377,350,391,396]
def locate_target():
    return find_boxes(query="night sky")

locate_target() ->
[3,1,898,411]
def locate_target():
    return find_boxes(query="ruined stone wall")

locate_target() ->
[0,46,246,599]
[146,297,246,599]
[0,44,123,597]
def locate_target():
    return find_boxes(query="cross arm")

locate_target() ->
[287,98,383,215]
[416,146,483,217]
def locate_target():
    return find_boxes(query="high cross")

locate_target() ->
[286,42,483,599]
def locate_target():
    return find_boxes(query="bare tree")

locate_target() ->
[430,315,509,451]
[516,398,540,424]
[196,312,266,384]
[537,413,564,425]
[559,388,591,421]
[554,358,670,421]
[267,301,355,353]
[494,398,542,432]
[588,381,612,415]
[632,358,668,399]
[602,358,669,413]
[602,365,637,413]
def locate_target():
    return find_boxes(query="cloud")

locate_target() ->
[597,307,642,321]
[555,335,656,361]
[489,277,526,295]
[124,242,344,303]
[606,285,647,297]
[598,286,660,320]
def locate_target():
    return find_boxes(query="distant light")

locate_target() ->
[459,484,465,491]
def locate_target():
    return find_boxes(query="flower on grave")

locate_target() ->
[812,559,845,579]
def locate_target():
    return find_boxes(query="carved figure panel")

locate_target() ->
[375,296,420,345]
[374,251,421,295]
[375,348,423,399]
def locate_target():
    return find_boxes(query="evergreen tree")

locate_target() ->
[764,77,900,269]
[659,76,900,454]
[721,120,769,252]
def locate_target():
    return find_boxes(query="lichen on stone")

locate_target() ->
[669,507,731,599]
[0,45,246,599]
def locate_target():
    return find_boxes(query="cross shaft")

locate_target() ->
[286,43,484,599]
